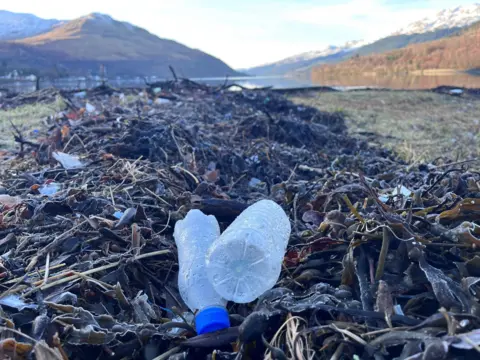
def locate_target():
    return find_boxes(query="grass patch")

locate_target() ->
[0,98,65,149]
[290,90,480,163]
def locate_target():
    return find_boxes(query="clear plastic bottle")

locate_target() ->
[174,209,230,334]
[205,199,291,303]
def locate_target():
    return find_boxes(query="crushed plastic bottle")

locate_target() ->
[52,152,84,170]
[173,209,230,334]
[206,199,291,303]
[38,182,61,196]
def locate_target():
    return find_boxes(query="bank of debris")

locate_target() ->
[0,80,479,360]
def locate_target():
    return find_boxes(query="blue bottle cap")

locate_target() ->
[195,306,230,335]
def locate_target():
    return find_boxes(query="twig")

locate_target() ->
[422,168,463,196]
[41,221,86,258]
[109,186,115,206]
[287,164,298,183]
[62,134,86,152]
[462,335,480,353]
[158,211,172,234]
[341,194,365,223]
[170,127,185,159]
[436,158,480,168]
[330,324,367,346]
[375,227,390,281]
[169,66,178,82]
[171,165,199,185]
[293,193,299,233]
[144,187,171,206]
[330,343,345,360]
[362,327,409,337]
[42,253,51,285]
[3,263,66,284]
[23,249,171,296]
[152,346,182,360]
[229,173,247,191]
[73,269,116,290]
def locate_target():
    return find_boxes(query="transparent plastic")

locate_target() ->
[206,199,291,303]
[174,209,227,313]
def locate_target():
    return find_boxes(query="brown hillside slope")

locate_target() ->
[311,22,480,78]
[1,13,239,77]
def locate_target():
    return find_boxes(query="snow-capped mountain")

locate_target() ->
[246,3,480,76]
[393,3,480,35]
[0,10,61,40]
[270,40,368,66]
[0,11,240,78]
[244,40,368,76]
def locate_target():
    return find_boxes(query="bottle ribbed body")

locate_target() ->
[206,200,291,303]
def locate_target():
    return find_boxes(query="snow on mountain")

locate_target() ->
[0,10,61,40]
[260,40,368,67]
[246,3,480,75]
[87,13,114,21]
[243,39,371,75]
[393,3,480,35]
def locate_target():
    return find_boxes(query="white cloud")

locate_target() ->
[283,0,437,41]
[3,0,476,69]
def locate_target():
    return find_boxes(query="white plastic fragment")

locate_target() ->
[85,102,96,113]
[52,152,84,169]
[379,185,413,203]
[0,294,38,311]
[155,97,171,105]
[0,194,22,209]
[38,183,61,196]
[73,91,87,98]
[392,185,413,197]
[449,89,463,96]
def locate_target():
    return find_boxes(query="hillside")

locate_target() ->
[291,27,463,77]
[393,3,480,35]
[246,3,480,76]
[246,28,461,77]
[311,20,480,78]
[0,10,61,40]
[0,12,240,78]
[244,40,366,76]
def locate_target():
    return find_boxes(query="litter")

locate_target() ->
[0,79,479,359]
[52,151,84,169]
[174,209,229,334]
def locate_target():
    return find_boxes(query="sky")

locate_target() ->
[2,0,478,69]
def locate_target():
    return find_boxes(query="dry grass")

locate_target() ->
[0,98,65,149]
[290,90,480,163]
[265,314,314,360]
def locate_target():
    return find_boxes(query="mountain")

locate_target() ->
[246,3,480,76]
[311,20,480,79]
[0,12,240,78]
[0,10,61,40]
[393,3,480,35]
[243,40,367,76]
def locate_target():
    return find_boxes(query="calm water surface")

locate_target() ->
[1,72,480,93]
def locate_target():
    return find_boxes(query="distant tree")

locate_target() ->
[53,64,69,78]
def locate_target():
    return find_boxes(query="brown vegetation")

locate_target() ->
[0,14,239,77]
[290,90,480,163]
[312,23,480,78]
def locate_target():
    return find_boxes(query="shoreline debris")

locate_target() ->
[0,80,479,359]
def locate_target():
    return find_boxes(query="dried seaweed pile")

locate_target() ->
[0,81,480,360]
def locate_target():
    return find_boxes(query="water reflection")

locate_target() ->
[0,76,314,93]
[0,72,479,93]
[310,72,480,90]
